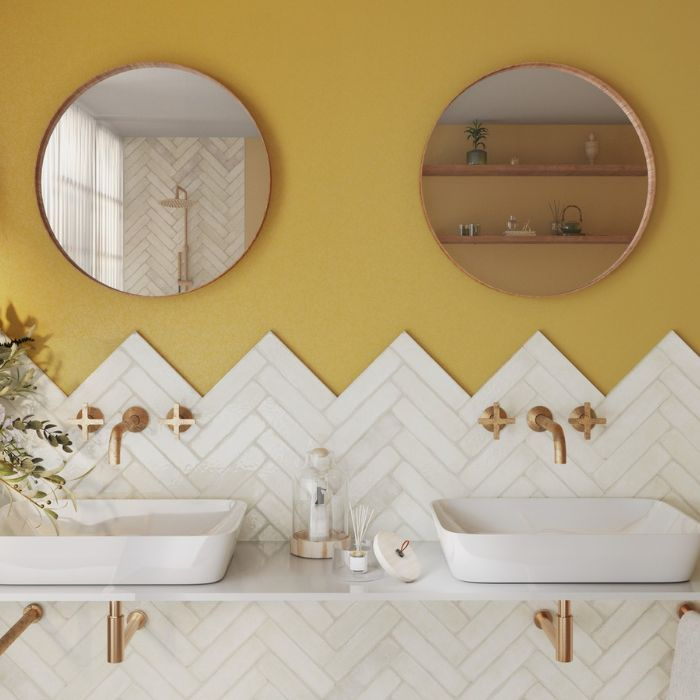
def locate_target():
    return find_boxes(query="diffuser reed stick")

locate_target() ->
[350,503,375,551]
[548,200,562,233]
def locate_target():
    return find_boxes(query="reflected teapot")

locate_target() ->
[560,204,583,235]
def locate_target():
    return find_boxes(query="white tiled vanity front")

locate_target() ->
[3,329,700,698]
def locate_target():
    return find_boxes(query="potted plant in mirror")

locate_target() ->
[0,330,73,525]
[465,120,488,165]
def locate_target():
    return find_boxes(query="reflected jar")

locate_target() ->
[290,447,350,559]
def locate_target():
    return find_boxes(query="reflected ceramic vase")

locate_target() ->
[585,133,599,165]
[467,149,487,165]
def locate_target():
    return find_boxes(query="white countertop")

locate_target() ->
[2,542,700,602]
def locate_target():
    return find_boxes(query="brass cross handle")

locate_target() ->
[160,403,195,440]
[68,403,105,440]
[568,403,606,440]
[478,402,515,440]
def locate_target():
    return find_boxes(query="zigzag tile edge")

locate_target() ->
[7,328,699,540]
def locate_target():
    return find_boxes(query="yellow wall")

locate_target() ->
[1,0,699,396]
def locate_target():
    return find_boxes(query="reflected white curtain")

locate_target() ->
[41,105,123,289]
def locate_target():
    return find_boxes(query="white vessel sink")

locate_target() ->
[432,498,700,583]
[0,499,246,585]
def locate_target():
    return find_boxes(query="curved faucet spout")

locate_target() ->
[108,407,149,466]
[527,406,567,464]
[108,422,128,466]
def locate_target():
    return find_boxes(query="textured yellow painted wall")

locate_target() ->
[0,0,698,396]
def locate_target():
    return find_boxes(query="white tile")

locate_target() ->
[525,331,603,402]
[390,332,468,410]
[197,348,266,414]
[257,397,317,454]
[660,364,700,417]
[594,382,671,457]
[460,348,536,424]
[392,398,465,472]
[348,446,401,502]
[604,444,671,497]
[391,619,466,696]
[592,604,668,681]
[256,620,334,696]
[472,444,539,496]
[257,366,332,440]
[257,332,335,410]
[599,348,670,419]
[188,381,266,457]
[594,413,670,490]
[524,364,580,416]
[391,365,467,441]
[328,383,401,458]
[326,348,401,425]
[121,333,200,406]
[201,414,267,472]
[60,349,133,416]
[658,331,700,388]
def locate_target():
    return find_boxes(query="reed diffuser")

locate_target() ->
[548,200,562,234]
[348,504,375,573]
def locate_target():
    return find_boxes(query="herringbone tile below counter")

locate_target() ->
[0,601,675,699]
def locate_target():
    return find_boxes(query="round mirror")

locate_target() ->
[37,64,270,296]
[421,63,655,296]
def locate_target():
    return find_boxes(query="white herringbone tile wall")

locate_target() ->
[123,137,245,295]
[0,600,678,700]
[3,329,699,698]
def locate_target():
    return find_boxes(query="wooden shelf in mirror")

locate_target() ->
[438,235,634,245]
[422,164,647,177]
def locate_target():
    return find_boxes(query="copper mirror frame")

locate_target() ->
[420,62,656,297]
[35,62,272,297]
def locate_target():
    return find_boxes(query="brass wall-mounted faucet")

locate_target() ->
[107,601,147,663]
[527,406,567,464]
[109,407,149,466]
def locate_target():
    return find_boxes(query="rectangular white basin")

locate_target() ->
[432,498,700,583]
[0,499,246,585]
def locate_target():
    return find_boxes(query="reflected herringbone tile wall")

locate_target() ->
[0,600,676,699]
[4,329,699,698]
[123,137,245,295]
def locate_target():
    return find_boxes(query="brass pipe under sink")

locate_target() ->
[107,601,147,663]
[527,406,567,464]
[0,604,42,655]
[534,600,573,663]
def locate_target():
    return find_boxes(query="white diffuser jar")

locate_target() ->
[291,448,350,558]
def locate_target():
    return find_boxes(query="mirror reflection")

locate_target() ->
[38,65,270,296]
[421,64,654,296]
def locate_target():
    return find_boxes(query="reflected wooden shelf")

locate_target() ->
[422,164,647,177]
[439,235,633,245]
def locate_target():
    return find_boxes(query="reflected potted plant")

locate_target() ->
[465,120,488,165]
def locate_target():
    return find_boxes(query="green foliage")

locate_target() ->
[0,334,72,522]
[464,120,488,150]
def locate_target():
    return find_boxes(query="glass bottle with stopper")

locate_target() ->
[291,447,350,558]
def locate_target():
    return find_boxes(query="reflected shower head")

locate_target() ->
[159,185,194,208]
[159,198,193,208]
